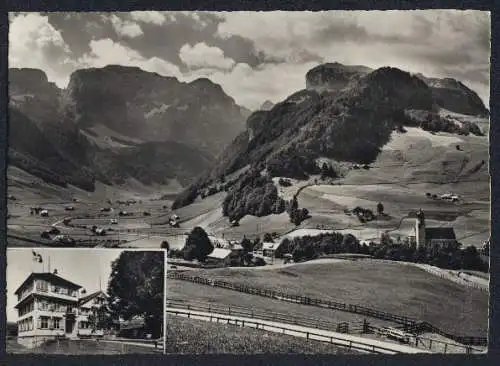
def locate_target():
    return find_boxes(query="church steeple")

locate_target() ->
[415,209,426,249]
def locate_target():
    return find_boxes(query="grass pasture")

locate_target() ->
[168,279,393,328]
[190,260,488,336]
[6,339,161,355]
[166,315,358,354]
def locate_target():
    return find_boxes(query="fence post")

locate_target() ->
[466,346,471,355]
[429,339,433,350]
[306,332,309,339]
[444,343,447,354]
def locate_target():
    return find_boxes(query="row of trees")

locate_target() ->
[275,230,488,272]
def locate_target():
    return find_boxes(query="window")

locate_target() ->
[39,316,49,329]
[53,318,60,329]
[36,280,48,292]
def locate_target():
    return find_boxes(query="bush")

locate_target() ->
[253,257,266,266]
[278,178,293,187]
[161,240,169,250]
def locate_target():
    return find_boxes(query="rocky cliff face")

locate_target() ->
[8,66,246,191]
[64,65,247,157]
[415,73,489,117]
[305,62,372,93]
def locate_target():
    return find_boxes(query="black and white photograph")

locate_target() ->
[6,10,490,355]
[5,249,165,354]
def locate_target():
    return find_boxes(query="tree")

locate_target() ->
[241,237,253,253]
[87,298,116,335]
[107,251,164,338]
[161,240,169,250]
[184,227,214,262]
[263,232,274,243]
[377,202,384,216]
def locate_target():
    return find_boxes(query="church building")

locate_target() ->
[410,209,458,250]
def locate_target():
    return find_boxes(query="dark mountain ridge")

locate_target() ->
[173,62,488,220]
[8,65,246,191]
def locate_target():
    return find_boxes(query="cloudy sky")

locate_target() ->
[9,10,490,110]
[6,249,124,322]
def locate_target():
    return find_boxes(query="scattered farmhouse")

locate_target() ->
[206,248,234,267]
[255,241,287,258]
[14,270,115,348]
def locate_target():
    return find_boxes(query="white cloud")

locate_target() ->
[9,12,77,87]
[109,14,143,38]
[179,42,235,70]
[129,11,167,25]
[215,10,490,106]
[181,61,320,110]
[79,38,181,78]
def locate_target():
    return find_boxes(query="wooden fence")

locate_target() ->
[166,299,483,354]
[167,308,403,355]
[167,271,487,346]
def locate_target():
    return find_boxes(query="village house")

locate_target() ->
[409,209,459,250]
[257,241,287,258]
[14,271,113,348]
[206,248,234,267]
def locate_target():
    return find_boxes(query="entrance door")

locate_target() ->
[65,318,74,334]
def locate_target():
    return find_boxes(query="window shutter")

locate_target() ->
[37,318,41,329]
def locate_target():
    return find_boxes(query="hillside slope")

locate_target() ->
[172,63,489,233]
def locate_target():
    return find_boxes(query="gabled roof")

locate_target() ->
[425,227,456,241]
[207,248,232,259]
[79,290,107,306]
[14,272,82,295]
[262,242,280,250]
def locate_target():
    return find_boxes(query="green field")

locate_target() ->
[166,315,359,354]
[168,279,392,328]
[6,339,161,354]
[187,259,488,336]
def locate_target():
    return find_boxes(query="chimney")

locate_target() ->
[53,269,58,274]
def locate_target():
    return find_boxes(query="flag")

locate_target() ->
[37,254,43,263]
[32,251,38,262]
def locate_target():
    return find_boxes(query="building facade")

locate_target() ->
[411,210,458,250]
[14,272,110,348]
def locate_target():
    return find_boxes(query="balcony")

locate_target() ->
[33,288,78,302]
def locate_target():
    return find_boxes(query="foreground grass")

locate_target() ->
[6,339,161,355]
[166,315,359,354]
[192,260,488,336]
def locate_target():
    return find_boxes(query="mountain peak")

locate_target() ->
[10,68,49,84]
[306,62,372,92]
[260,100,275,111]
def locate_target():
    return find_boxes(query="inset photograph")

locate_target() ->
[6,249,165,354]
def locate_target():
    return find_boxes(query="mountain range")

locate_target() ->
[8,62,488,212]
[8,66,251,191]
[172,62,489,223]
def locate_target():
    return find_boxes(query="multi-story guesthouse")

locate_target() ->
[14,270,114,348]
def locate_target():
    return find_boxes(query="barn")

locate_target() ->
[206,248,233,267]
